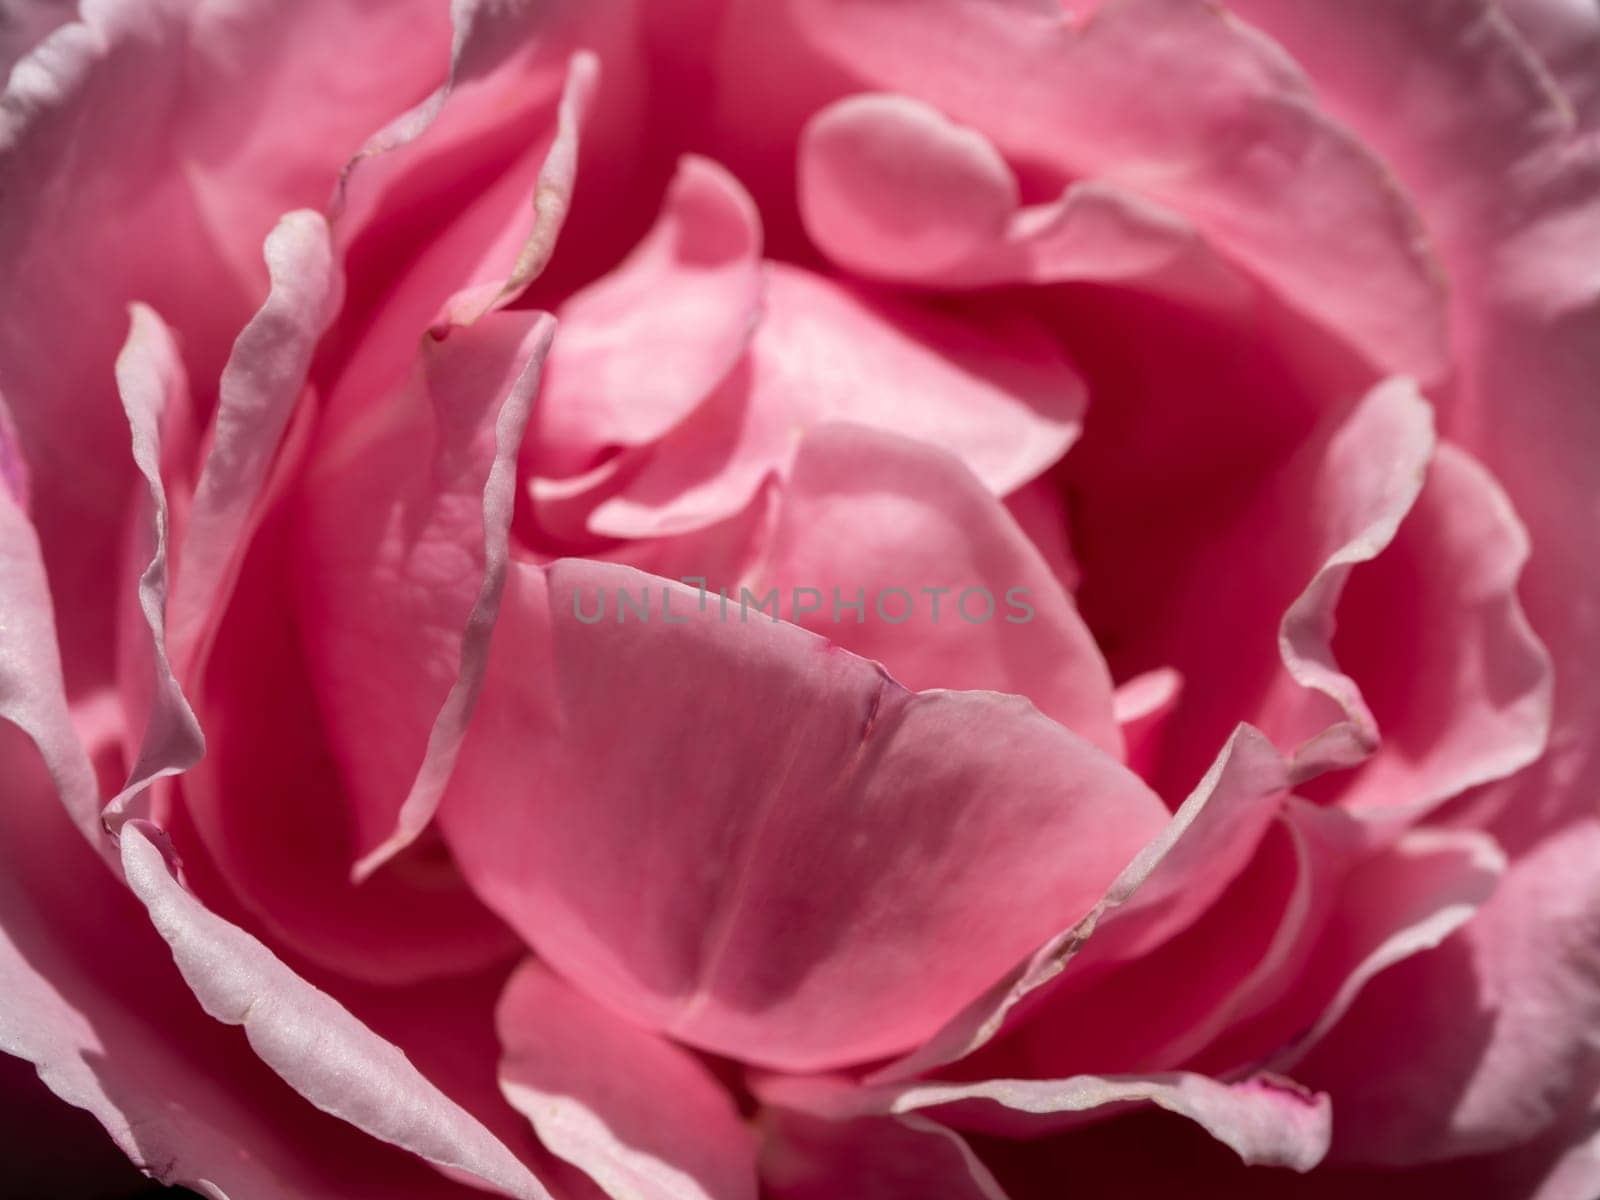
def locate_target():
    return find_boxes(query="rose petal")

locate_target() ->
[784,0,1451,381]
[758,1069,1332,1172]
[1318,442,1552,819]
[167,210,343,682]
[101,304,204,829]
[0,0,449,697]
[294,310,556,878]
[119,824,551,1199]
[497,958,758,1200]
[584,264,1086,538]
[442,559,1167,1071]
[874,725,1290,1083]
[528,154,765,477]
[799,91,1252,308]
[745,423,1121,756]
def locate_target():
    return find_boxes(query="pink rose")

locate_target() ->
[2,1,1597,1196]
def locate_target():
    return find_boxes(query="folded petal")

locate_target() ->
[877,725,1289,1082]
[746,423,1120,755]
[168,210,343,682]
[498,958,758,1200]
[0,0,449,697]
[785,0,1451,381]
[103,304,204,828]
[759,1069,1331,1172]
[583,264,1087,538]
[799,91,1252,308]
[119,823,551,1198]
[1315,442,1552,818]
[442,559,1168,1071]
[0,722,528,1198]
[529,154,764,476]
[295,310,556,877]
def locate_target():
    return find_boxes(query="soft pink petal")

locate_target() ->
[120,823,552,1200]
[1221,1,1600,1157]
[758,1069,1331,1172]
[583,263,1086,539]
[0,726,533,1198]
[441,559,1167,1072]
[1260,377,1437,781]
[294,311,556,877]
[497,958,758,1200]
[1320,442,1553,819]
[799,91,1252,308]
[874,725,1290,1083]
[178,438,522,983]
[167,210,343,682]
[1197,825,1508,1089]
[746,423,1121,755]
[1290,816,1600,1165]
[102,304,204,828]
[528,154,765,476]
[0,0,449,699]
[784,0,1451,381]
[760,1108,1011,1200]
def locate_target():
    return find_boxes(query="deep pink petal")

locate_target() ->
[497,958,758,1200]
[761,1108,1011,1200]
[747,423,1120,755]
[441,560,1167,1071]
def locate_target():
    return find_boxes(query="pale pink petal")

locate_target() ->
[102,304,203,828]
[874,725,1290,1083]
[441,560,1167,1072]
[0,727,530,1198]
[745,423,1121,756]
[528,155,765,476]
[761,1108,1011,1200]
[799,91,1252,308]
[167,210,343,682]
[120,823,552,1200]
[784,0,1451,381]
[497,959,758,1200]
[758,1069,1331,1172]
